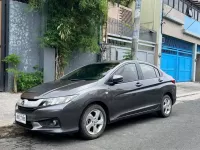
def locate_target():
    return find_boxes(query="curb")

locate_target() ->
[177,92,200,98]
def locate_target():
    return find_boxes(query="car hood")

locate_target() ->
[21,79,97,100]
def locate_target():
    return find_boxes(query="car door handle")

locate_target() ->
[136,82,143,87]
[158,78,163,82]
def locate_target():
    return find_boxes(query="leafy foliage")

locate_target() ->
[29,0,108,79]
[2,54,21,67]
[17,66,43,92]
[2,54,43,92]
[2,54,21,93]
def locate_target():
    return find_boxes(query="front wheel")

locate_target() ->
[158,95,172,118]
[79,105,107,140]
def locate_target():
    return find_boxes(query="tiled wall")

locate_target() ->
[8,0,42,90]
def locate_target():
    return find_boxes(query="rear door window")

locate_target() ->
[140,64,157,79]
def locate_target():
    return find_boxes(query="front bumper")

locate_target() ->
[15,102,81,134]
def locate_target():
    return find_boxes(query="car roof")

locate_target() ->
[93,60,151,65]
[92,60,136,64]
[92,60,159,69]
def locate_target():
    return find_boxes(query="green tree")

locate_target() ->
[2,54,21,93]
[29,0,134,79]
[29,0,108,79]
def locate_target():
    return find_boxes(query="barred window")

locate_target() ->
[165,0,200,22]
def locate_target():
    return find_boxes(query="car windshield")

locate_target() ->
[61,63,119,81]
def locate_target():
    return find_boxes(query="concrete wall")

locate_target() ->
[140,31,156,43]
[43,48,55,83]
[8,0,42,90]
[139,0,162,32]
[65,52,97,74]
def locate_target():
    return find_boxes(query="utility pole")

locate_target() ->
[131,0,142,60]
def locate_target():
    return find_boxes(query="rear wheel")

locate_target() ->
[158,95,172,118]
[80,104,107,140]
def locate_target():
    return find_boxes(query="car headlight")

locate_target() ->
[41,95,78,107]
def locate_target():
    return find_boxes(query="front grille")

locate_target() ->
[18,106,36,113]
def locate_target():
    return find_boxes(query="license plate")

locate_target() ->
[16,113,26,124]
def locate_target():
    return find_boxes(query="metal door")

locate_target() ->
[178,52,192,82]
[161,48,177,79]
[161,47,192,82]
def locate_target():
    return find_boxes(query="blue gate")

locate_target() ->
[161,36,193,82]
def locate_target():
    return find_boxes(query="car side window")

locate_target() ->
[115,64,138,83]
[140,64,157,79]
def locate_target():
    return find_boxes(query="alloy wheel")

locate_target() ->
[163,97,172,115]
[85,109,104,135]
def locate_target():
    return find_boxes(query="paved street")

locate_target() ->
[1,96,200,150]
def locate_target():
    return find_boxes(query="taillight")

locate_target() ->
[171,79,176,84]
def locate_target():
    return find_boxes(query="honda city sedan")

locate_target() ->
[15,60,176,140]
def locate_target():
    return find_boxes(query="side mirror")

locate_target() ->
[112,75,123,84]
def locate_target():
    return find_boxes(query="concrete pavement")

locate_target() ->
[176,82,200,98]
[0,93,20,127]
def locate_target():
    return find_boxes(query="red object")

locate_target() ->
[171,80,176,84]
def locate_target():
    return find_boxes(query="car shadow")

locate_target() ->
[106,113,159,133]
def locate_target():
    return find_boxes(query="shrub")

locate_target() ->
[17,66,43,92]
[2,54,21,93]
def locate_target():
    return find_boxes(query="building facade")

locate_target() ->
[103,2,157,64]
[161,0,200,82]
[140,0,200,82]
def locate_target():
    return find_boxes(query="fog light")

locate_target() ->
[39,119,60,128]
[51,120,58,126]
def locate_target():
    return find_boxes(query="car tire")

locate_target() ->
[80,104,107,140]
[158,95,172,118]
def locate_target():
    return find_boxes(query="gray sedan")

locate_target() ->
[15,60,176,140]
